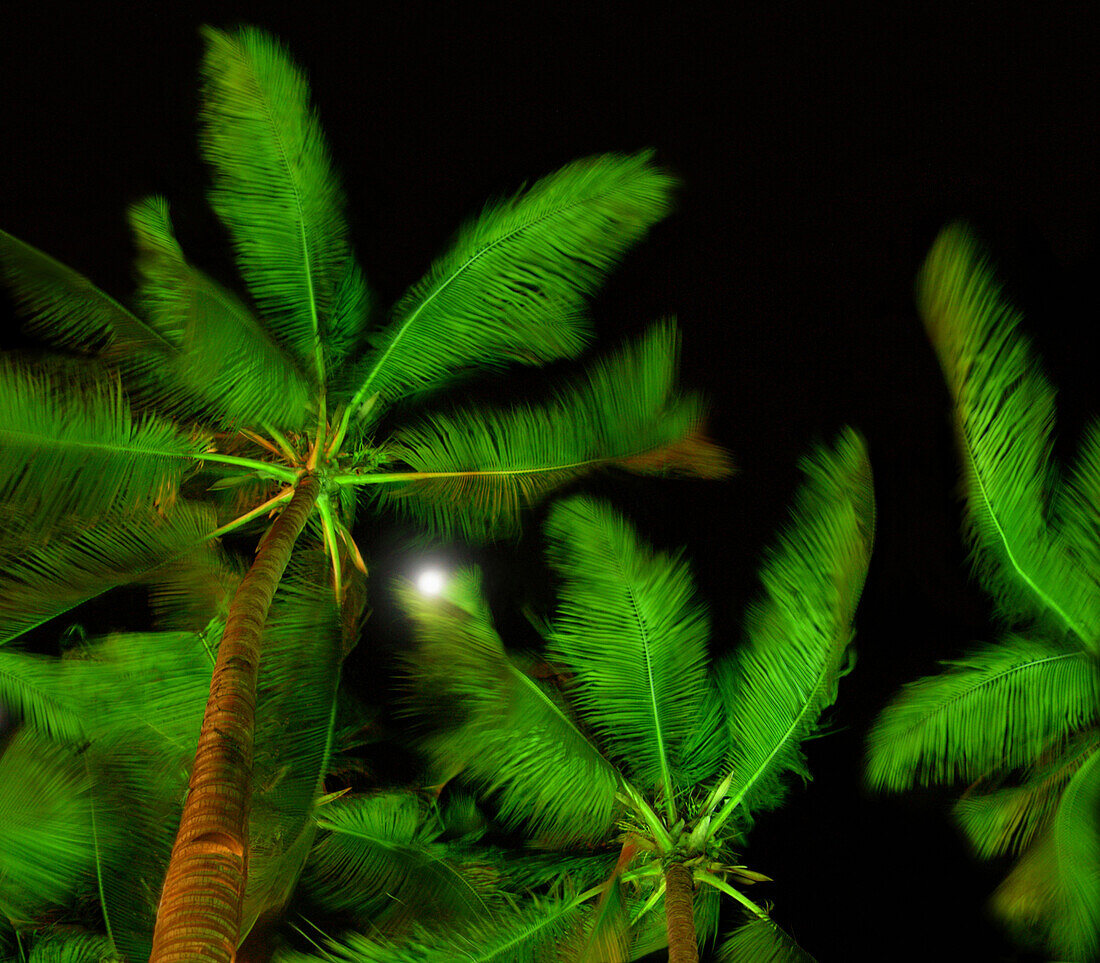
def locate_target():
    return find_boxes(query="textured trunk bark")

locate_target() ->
[664,860,699,963]
[149,475,320,963]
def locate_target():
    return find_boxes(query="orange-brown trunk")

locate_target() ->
[149,475,320,963]
[664,860,699,963]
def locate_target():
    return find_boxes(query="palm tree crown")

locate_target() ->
[0,24,730,963]
[381,428,874,961]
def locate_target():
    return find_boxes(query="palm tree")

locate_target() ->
[387,428,874,962]
[0,25,730,963]
[865,225,1100,961]
[0,548,364,961]
[1,556,676,963]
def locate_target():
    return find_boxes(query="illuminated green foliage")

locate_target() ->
[866,224,1100,960]
[362,429,874,961]
[0,23,729,961]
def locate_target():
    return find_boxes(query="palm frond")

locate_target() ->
[717,429,873,823]
[16,932,118,963]
[865,634,1100,792]
[715,917,816,963]
[991,745,1100,960]
[342,151,675,421]
[544,496,722,808]
[918,224,1100,650]
[0,649,90,744]
[0,732,98,926]
[199,25,369,380]
[143,541,243,633]
[955,731,1100,859]
[371,322,732,542]
[0,501,217,647]
[397,568,621,846]
[128,195,313,429]
[273,889,593,963]
[246,551,347,931]
[0,357,209,533]
[0,227,173,363]
[1057,419,1100,598]
[300,793,492,930]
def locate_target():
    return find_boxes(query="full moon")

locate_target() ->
[417,569,445,596]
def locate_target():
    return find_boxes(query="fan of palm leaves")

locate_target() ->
[866,223,1100,959]
[396,429,873,960]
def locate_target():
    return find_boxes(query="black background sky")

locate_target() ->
[2,3,1099,961]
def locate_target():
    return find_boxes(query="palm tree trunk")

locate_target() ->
[664,860,698,963]
[149,474,321,963]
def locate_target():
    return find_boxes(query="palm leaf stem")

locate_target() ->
[336,519,368,575]
[261,422,299,464]
[238,429,284,459]
[315,493,343,603]
[306,394,326,472]
[696,871,768,920]
[202,452,298,482]
[209,487,295,538]
[334,455,628,486]
[701,773,735,820]
[328,402,357,457]
[324,404,347,458]
[85,757,116,953]
[964,445,1090,645]
[616,549,678,823]
[618,783,674,851]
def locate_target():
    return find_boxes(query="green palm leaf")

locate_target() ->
[544,495,722,811]
[0,357,209,532]
[300,793,491,930]
[342,151,674,422]
[0,650,92,743]
[955,731,1100,859]
[918,224,1100,650]
[991,745,1100,960]
[199,25,370,381]
[13,932,119,963]
[0,228,173,366]
[246,552,350,936]
[715,429,873,825]
[128,195,313,429]
[398,568,620,846]
[1057,419,1100,593]
[0,732,99,927]
[715,917,816,962]
[272,888,593,963]
[370,321,731,542]
[865,634,1100,791]
[0,501,217,647]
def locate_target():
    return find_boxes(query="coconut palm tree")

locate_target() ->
[0,547,365,960]
[382,428,874,962]
[0,25,731,963]
[1,554,674,963]
[865,224,1100,961]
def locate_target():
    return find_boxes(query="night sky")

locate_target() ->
[3,4,1098,961]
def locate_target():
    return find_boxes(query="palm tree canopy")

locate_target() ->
[867,223,1100,960]
[398,429,873,957]
[0,23,731,655]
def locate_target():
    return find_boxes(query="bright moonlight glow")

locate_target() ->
[417,569,445,596]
